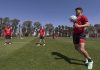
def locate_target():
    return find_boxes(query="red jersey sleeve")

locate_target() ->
[82,16,88,23]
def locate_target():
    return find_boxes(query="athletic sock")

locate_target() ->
[88,58,92,62]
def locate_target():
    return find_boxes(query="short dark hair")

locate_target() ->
[75,7,83,12]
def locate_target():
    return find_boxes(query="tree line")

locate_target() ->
[0,17,100,38]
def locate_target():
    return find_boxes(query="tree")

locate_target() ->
[34,21,41,29]
[11,19,20,36]
[58,25,61,37]
[33,21,41,36]
[68,27,73,37]
[61,25,64,37]
[3,17,10,25]
[55,27,59,37]
[94,24,100,38]
[2,17,10,30]
[22,20,33,36]
[65,26,69,37]
[45,23,54,36]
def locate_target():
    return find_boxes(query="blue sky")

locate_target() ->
[0,0,100,26]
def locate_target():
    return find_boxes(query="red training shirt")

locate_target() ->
[73,15,88,33]
[39,28,45,37]
[4,27,12,36]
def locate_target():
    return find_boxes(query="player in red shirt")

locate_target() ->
[3,25,13,45]
[37,26,45,46]
[72,7,93,69]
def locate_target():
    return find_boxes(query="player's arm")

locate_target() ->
[43,32,45,37]
[75,16,90,28]
[75,22,90,28]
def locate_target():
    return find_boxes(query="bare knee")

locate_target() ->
[80,47,85,52]
[79,43,86,52]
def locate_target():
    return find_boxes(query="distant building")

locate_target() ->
[96,28,100,38]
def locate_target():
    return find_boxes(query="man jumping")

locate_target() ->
[72,7,93,69]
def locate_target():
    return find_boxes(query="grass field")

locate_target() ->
[0,37,100,70]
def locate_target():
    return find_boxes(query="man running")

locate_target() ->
[72,7,93,69]
[3,25,13,45]
[37,26,45,46]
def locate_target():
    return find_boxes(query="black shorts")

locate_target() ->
[39,36,44,39]
[73,33,86,44]
[5,35,11,39]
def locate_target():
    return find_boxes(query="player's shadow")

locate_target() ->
[52,52,85,66]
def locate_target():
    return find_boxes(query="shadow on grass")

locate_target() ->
[52,52,85,66]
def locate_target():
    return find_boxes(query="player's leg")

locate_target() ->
[73,33,80,52]
[42,37,45,43]
[42,37,45,46]
[73,33,90,64]
[80,42,91,60]
[38,37,42,45]
[79,38,93,69]
[8,35,12,44]
[36,36,41,46]
[37,36,41,44]
[74,43,90,62]
[43,39,46,46]
[4,35,8,45]
[39,39,42,44]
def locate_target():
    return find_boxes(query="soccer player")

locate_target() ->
[72,7,93,69]
[38,26,45,46]
[3,25,13,45]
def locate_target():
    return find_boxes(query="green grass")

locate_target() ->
[0,37,100,70]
